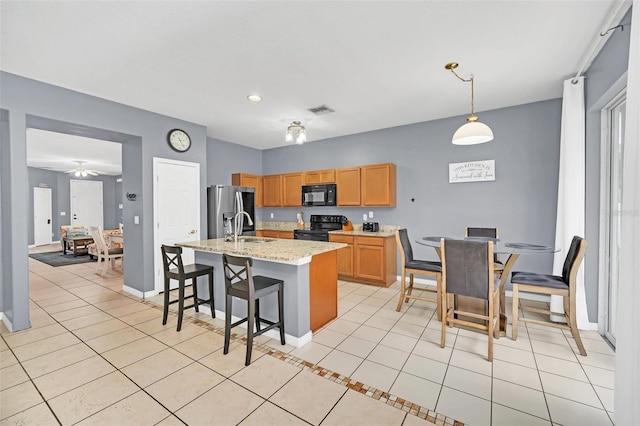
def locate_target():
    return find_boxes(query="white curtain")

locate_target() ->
[615,2,639,423]
[550,76,589,329]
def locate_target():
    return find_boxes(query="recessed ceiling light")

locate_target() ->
[247,94,262,102]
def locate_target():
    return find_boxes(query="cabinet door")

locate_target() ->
[262,175,282,207]
[304,169,336,184]
[260,230,279,238]
[355,243,385,283]
[282,172,303,207]
[336,167,361,206]
[278,231,294,239]
[232,173,263,208]
[361,163,396,206]
[329,234,354,278]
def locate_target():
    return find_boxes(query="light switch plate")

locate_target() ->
[134,216,139,224]
[60,212,66,216]
[270,213,274,219]
[369,211,373,218]
[362,214,368,221]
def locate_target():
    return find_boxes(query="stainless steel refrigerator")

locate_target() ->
[207,185,256,239]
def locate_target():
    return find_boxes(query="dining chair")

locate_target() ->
[160,245,215,332]
[511,235,588,356]
[89,226,124,276]
[222,254,285,366]
[440,238,499,361]
[395,229,442,317]
[465,227,504,274]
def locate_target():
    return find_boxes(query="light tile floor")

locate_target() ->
[2,244,615,425]
[2,245,443,425]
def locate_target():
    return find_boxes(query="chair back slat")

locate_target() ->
[222,254,255,298]
[396,229,414,263]
[161,245,184,275]
[466,227,498,238]
[443,238,492,300]
[562,236,586,284]
[89,226,108,254]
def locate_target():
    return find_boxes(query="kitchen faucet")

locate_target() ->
[234,211,254,242]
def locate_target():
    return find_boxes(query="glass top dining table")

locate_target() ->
[416,236,558,337]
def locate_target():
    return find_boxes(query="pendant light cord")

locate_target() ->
[448,67,475,116]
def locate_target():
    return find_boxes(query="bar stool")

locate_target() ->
[160,245,215,331]
[222,254,285,366]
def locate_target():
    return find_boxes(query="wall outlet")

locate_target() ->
[60,212,66,216]
[362,213,368,221]
[270,213,274,219]
[118,204,123,209]
[369,211,373,218]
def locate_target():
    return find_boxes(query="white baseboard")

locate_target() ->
[0,312,14,332]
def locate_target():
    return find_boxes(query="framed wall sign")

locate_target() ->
[449,160,495,183]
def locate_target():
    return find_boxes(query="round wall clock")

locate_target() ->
[167,129,191,152]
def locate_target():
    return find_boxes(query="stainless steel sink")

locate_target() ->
[239,237,274,243]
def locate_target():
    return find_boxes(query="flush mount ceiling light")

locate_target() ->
[445,62,494,145]
[247,94,262,102]
[285,121,306,145]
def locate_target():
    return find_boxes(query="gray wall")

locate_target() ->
[262,99,562,279]
[27,167,122,245]
[583,9,632,322]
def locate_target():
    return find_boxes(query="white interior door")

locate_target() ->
[34,187,52,246]
[70,180,103,228]
[153,157,200,293]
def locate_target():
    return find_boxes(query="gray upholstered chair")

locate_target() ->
[440,238,499,361]
[465,227,504,273]
[222,254,285,366]
[395,229,442,316]
[511,236,588,356]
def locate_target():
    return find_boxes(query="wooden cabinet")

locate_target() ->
[336,167,361,206]
[361,163,396,207]
[256,230,294,239]
[282,172,303,207]
[329,234,354,277]
[329,234,396,287]
[232,173,263,207]
[304,169,335,184]
[262,175,282,207]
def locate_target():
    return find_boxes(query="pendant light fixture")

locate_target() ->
[285,121,306,144]
[445,62,494,145]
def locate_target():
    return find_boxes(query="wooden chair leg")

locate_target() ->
[224,294,232,354]
[208,272,215,318]
[396,270,407,312]
[440,290,447,348]
[569,301,587,356]
[162,278,170,325]
[177,279,185,332]
[255,300,261,332]
[192,277,199,313]
[511,284,519,340]
[245,298,255,366]
[278,286,286,345]
[435,274,442,319]
[406,274,415,300]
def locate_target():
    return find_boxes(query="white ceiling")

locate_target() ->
[0,1,627,171]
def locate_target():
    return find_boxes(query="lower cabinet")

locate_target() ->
[329,234,397,287]
[256,230,293,239]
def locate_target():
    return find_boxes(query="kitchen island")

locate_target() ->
[176,237,346,347]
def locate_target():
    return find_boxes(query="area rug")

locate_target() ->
[29,251,97,267]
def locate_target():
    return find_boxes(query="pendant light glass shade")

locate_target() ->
[286,121,306,144]
[452,119,494,145]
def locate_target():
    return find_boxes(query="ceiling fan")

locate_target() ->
[65,160,100,177]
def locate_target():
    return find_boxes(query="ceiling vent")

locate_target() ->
[307,105,335,116]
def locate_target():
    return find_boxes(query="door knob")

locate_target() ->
[189,229,196,234]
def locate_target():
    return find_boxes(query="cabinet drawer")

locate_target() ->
[329,234,354,244]
[355,236,385,247]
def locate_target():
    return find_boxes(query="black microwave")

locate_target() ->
[301,184,337,206]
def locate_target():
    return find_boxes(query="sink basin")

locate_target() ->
[238,237,274,243]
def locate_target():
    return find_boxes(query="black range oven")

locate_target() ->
[293,215,344,241]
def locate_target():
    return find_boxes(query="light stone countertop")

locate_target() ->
[177,237,346,265]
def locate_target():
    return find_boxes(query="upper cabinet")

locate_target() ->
[336,167,361,206]
[361,163,396,207]
[232,162,395,208]
[282,172,303,207]
[304,169,335,184]
[232,173,263,208]
[262,175,283,207]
